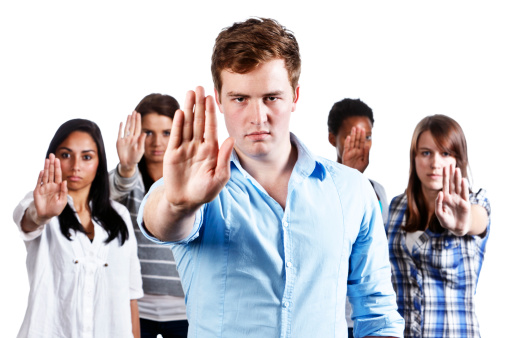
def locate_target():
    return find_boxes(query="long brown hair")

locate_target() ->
[405,114,469,233]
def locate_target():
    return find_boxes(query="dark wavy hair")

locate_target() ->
[405,114,469,233]
[46,119,129,245]
[327,98,374,135]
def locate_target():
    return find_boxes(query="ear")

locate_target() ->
[328,132,336,147]
[291,85,300,112]
[214,88,224,114]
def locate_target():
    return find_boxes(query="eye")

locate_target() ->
[421,151,430,156]
[365,135,372,141]
[163,131,171,137]
[265,97,278,102]
[234,97,245,103]
[60,152,70,159]
[442,152,452,157]
[144,131,153,136]
[83,155,92,161]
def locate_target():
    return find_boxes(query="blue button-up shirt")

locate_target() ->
[138,135,404,338]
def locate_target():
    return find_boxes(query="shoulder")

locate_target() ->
[110,199,132,220]
[369,179,386,194]
[469,188,491,216]
[390,193,406,207]
[317,156,365,182]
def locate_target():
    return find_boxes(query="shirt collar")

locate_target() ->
[230,132,326,181]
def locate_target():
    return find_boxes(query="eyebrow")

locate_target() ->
[225,90,285,97]
[57,147,96,153]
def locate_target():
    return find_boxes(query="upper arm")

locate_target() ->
[467,204,489,236]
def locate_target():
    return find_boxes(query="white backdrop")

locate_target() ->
[1,1,506,336]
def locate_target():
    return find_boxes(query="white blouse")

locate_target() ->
[13,192,143,338]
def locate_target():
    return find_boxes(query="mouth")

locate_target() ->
[427,174,442,180]
[67,176,81,182]
[246,131,270,141]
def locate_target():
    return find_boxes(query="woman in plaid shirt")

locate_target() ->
[386,114,491,338]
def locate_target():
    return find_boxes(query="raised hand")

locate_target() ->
[162,86,235,212]
[116,111,146,178]
[342,126,371,173]
[435,164,471,236]
[31,154,68,226]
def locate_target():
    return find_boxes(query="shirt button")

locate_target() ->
[283,301,289,308]
[286,261,292,268]
[283,221,288,228]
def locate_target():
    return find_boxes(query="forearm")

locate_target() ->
[466,204,489,236]
[20,202,51,233]
[130,299,140,338]
[143,186,198,242]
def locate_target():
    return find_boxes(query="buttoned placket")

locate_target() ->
[280,173,303,338]
[70,209,109,338]
[409,234,425,338]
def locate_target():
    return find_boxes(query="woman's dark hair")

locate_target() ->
[405,114,469,233]
[135,93,179,120]
[135,93,180,188]
[47,119,129,245]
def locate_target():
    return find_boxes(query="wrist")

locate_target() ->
[27,203,52,226]
[118,163,137,178]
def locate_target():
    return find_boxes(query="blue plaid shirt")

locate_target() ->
[139,134,404,338]
[386,190,491,338]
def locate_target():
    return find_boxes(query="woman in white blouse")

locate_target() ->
[13,119,143,338]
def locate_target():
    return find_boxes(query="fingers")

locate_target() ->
[357,128,366,150]
[442,164,450,195]
[119,111,140,140]
[454,166,462,196]
[168,109,184,149]
[61,180,68,196]
[448,163,456,195]
[42,157,50,185]
[117,121,124,142]
[134,110,142,137]
[343,135,351,153]
[193,87,207,142]
[125,111,137,138]
[35,170,44,191]
[203,95,218,144]
[47,154,57,185]
[182,90,196,141]
[54,158,62,184]
[350,127,358,149]
[173,87,214,147]
[461,176,470,202]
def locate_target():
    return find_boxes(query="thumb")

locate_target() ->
[435,191,444,215]
[215,137,235,183]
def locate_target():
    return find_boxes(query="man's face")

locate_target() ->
[215,59,299,162]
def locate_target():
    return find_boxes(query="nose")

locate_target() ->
[71,156,80,171]
[430,153,442,169]
[153,133,163,146]
[249,100,268,125]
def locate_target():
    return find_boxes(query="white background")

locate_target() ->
[1,1,506,336]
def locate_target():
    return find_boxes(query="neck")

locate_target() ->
[145,161,163,182]
[68,188,90,212]
[236,141,297,209]
[422,187,439,217]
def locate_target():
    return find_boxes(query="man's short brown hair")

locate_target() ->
[211,17,301,98]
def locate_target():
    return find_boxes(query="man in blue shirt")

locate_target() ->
[138,18,404,337]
